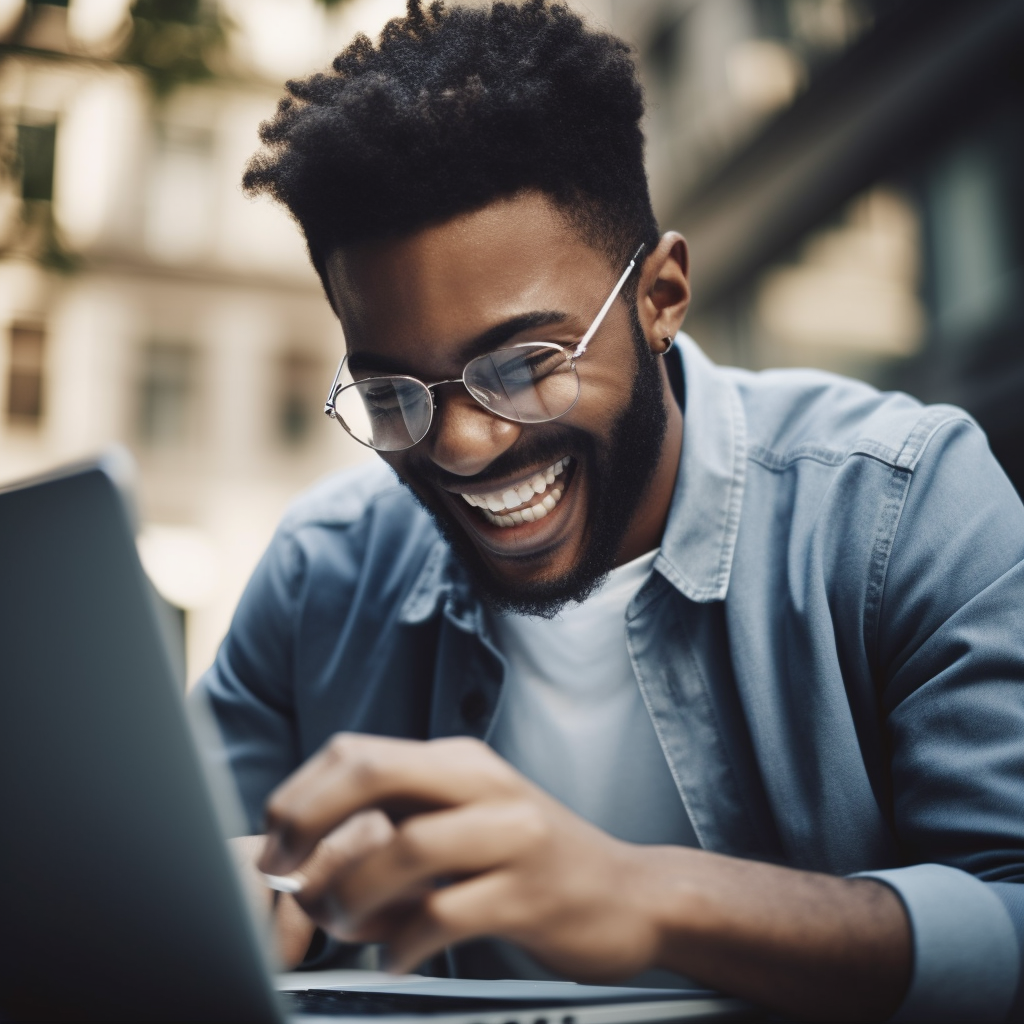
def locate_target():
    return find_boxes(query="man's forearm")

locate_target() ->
[634,846,912,1022]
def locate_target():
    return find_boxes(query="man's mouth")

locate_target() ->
[458,458,570,528]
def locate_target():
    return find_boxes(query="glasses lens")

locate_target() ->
[463,343,579,423]
[333,376,433,451]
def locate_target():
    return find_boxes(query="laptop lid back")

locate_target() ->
[0,461,282,1022]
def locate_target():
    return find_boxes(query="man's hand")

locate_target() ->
[230,835,317,969]
[257,734,659,980]
[258,734,912,1021]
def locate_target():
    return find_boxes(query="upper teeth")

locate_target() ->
[461,458,569,524]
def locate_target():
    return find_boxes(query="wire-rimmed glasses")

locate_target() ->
[324,244,645,452]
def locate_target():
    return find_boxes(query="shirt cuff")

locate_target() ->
[855,864,1019,1022]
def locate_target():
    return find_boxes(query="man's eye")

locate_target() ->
[521,349,565,376]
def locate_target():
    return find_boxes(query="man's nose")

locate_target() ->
[424,387,521,477]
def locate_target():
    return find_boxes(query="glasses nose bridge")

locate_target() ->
[425,374,479,415]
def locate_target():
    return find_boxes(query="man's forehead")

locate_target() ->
[324,194,611,361]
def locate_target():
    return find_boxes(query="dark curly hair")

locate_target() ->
[242,0,659,294]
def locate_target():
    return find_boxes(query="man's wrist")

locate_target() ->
[619,843,704,974]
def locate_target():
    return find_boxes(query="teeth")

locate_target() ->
[460,457,572,527]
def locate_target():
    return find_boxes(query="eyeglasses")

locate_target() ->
[323,244,645,452]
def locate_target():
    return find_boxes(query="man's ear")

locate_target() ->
[637,233,690,354]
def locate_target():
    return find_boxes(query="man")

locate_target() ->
[197,2,1024,1020]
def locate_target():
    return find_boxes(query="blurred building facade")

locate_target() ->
[1,0,1020,681]
[0,0,400,682]
[607,0,1024,495]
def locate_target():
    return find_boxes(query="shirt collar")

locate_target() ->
[654,333,746,604]
[399,538,457,625]
[399,332,747,623]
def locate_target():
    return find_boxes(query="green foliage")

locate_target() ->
[121,0,227,96]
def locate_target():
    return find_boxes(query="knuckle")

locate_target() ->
[442,735,489,759]
[355,808,395,847]
[348,749,383,790]
[442,736,518,785]
[422,889,459,931]
[325,731,356,763]
[508,800,550,847]
[483,758,521,795]
[393,822,429,870]
[264,793,298,833]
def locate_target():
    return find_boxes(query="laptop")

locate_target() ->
[0,455,753,1022]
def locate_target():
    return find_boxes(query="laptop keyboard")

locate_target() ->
[281,988,583,1018]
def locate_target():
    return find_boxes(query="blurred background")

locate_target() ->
[0,0,1021,684]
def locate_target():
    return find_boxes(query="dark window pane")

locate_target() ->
[17,123,56,203]
[6,323,45,424]
[278,350,320,445]
[138,341,196,446]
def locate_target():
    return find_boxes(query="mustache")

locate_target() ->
[406,425,590,492]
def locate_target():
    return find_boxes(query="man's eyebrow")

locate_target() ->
[346,310,570,376]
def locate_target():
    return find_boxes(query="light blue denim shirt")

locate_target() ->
[197,335,1024,1021]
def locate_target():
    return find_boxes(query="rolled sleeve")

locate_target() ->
[865,418,1024,1021]
[856,864,1019,1021]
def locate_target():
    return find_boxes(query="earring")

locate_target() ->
[660,336,675,354]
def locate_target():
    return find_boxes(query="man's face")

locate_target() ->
[326,193,684,614]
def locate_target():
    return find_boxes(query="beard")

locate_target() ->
[398,310,671,617]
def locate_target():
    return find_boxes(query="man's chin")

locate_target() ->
[423,495,608,619]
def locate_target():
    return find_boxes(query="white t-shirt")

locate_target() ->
[487,549,697,847]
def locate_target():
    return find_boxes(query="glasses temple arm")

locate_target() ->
[324,355,346,418]
[571,243,646,362]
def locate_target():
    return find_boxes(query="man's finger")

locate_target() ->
[259,734,518,874]
[286,808,396,935]
[323,798,547,925]
[287,808,396,893]
[385,870,515,975]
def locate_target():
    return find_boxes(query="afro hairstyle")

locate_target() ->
[242,0,660,292]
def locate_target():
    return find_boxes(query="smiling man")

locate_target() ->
[321,199,683,615]
[196,2,1024,1021]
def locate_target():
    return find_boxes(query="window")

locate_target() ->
[138,341,196,447]
[16,123,56,203]
[144,123,214,263]
[6,322,46,426]
[278,350,321,446]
